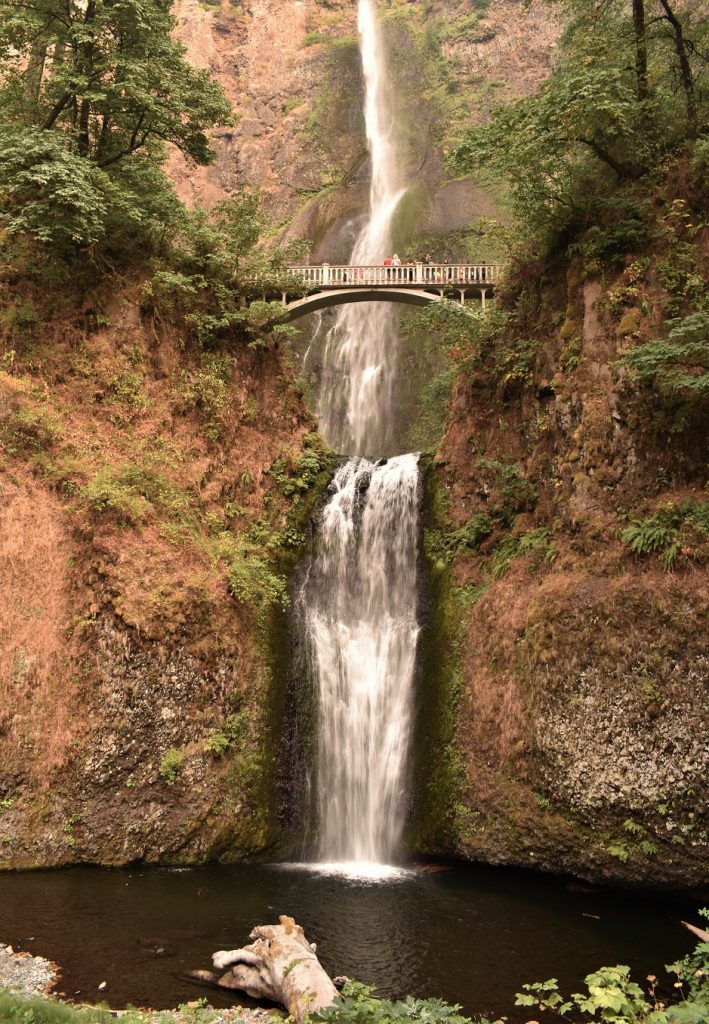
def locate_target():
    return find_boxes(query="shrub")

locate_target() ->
[309,981,498,1024]
[179,354,233,440]
[515,910,709,1022]
[618,313,709,400]
[159,748,186,785]
[227,550,289,612]
[490,527,556,579]
[81,468,152,526]
[0,407,59,455]
[203,714,248,756]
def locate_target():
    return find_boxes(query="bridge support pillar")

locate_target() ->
[281,292,287,307]
[458,290,466,306]
[415,262,423,284]
[322,262,331,285]
[480,288,487,310]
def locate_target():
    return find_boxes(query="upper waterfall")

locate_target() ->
[316,0,407,457]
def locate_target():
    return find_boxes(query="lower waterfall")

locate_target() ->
[301,455,421,868]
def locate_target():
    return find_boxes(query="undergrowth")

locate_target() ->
[621,500,709,570]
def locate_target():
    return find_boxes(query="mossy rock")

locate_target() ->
[616,310,641,337]
[559,319,581,342]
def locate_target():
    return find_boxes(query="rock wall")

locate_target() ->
[0,277,331,868]
[169,0,559,257]
[415,237,709,888]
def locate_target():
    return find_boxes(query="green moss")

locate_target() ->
[409,457,469,851]
[616,310,641,337]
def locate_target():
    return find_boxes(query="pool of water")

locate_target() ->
[0,862,699,1021]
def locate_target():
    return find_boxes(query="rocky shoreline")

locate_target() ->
[0,943,279,1023]
[0,943,59,998]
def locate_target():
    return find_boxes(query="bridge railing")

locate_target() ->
[285,264,498,288]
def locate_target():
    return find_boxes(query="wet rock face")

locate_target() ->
[535,655,709,818]
[168,0,559,253]
[0,617,273,869]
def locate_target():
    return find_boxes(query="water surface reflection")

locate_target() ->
[0,863,698,1022]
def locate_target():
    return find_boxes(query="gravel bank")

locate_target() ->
[0,943,59,997]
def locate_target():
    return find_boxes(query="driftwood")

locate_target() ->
[209,916,338,1023]
[682,920,709,943]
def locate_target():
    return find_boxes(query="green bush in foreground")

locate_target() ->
[309,982,497,1024]
[515,912,709,1023]
[0,994,112,1024]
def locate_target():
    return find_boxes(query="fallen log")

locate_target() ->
[681,920,709,943]
[211,915,338,1023]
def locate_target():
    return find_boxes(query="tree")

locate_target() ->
[0,0,232,253]
[144,190,310,348]
[449,0,708,250]
[0,0,231,165]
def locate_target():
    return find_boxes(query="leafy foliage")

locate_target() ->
[516,912,709,1022]
[449,0,708,252]
[0,128,110,247]
[0,0,232,260]
[159,747,186,785]
[404,303,509,370]
[309,981,501,1024]
[490,527,556,580]
[620,500,709,569]
[144,193,308,347]
[225,547,290,612]
[618,314,709,398]
[0,0,231,165]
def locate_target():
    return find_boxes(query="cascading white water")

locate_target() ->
[301,1,421,874]
[303,455,420,867]
[317,0,407,457]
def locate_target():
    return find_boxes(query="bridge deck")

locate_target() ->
[285,263,497,289]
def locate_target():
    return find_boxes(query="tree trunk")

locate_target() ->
[77,0,96,156]
[211,916,338,1023]
[632,0,649,104]
[23,41,48,123]
[658,0,698,136]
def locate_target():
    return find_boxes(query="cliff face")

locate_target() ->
[0,276,331,868]
[415,216,709,887]
[169,0,559,257]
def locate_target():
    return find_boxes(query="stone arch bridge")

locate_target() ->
[261,264,498,321]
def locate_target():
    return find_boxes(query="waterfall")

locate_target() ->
[300,1,421,873]
[317,0,407,458]
[303,455,420,867]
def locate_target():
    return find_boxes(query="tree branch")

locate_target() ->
[42,90,72,128]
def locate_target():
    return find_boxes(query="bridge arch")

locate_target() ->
[282,287,455,322]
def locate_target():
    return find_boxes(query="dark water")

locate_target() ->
[0,863,700,1021]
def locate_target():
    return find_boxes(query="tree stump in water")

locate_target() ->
[211,916,338,1023]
